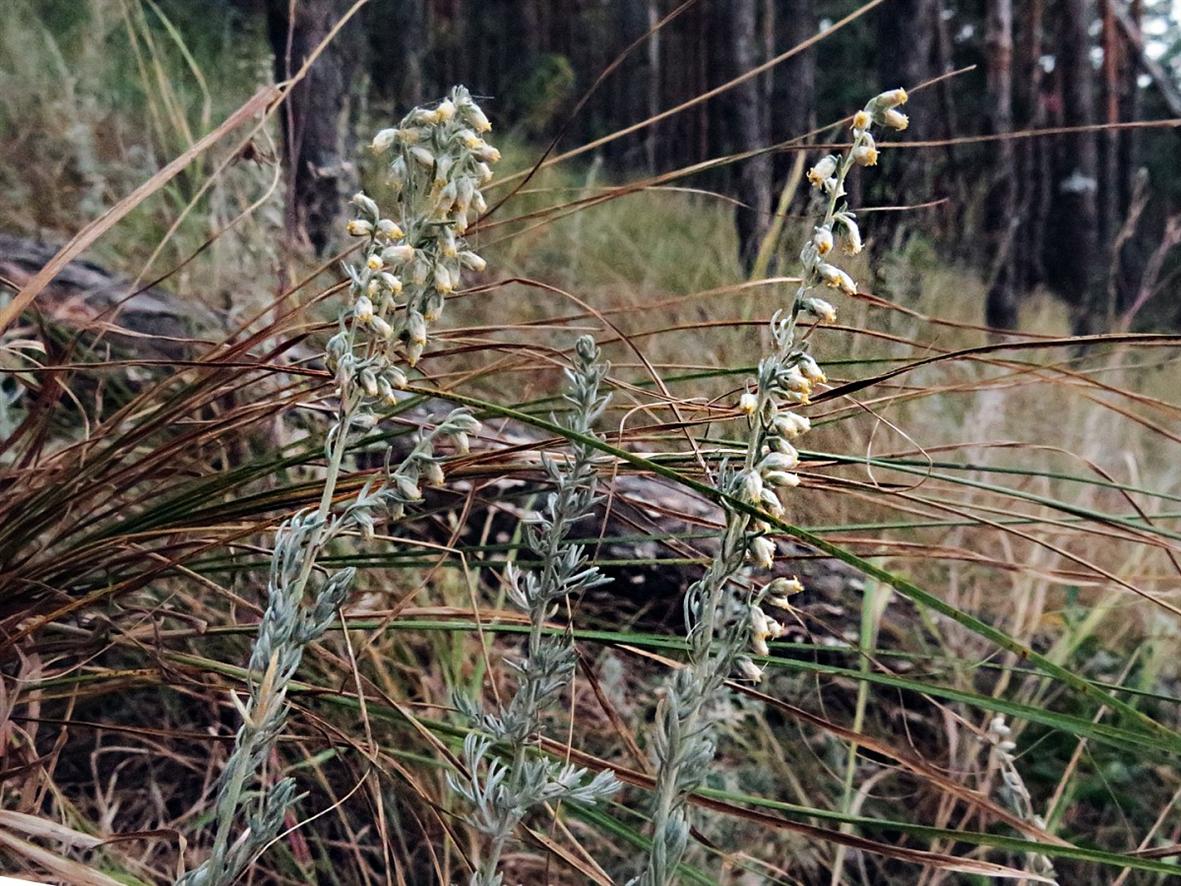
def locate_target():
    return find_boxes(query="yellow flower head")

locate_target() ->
[853,143,878,167]
[806,155,838,189]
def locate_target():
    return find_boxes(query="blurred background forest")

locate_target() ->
[3,0,1181,333]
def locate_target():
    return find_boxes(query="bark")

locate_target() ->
[771,0,817,175]
[876,0,933,217]
[1118,0,1143,214]
[1014,0,1049,293]
[1110,0,1181,117]
[931,0,962,224]
[0,234,218,358]
[727,0,773,270]
[1048,0,1102,332]
[984,0,1019,329]
[1100,0,1122,252]
[646,0,662,172]
[266,0,364,257]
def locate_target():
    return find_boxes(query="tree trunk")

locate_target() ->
[771,0,817,184]
[266,0,363,258]
[984,0,1019,329]
[876,0,933,226]
[1048,0,1102,331]
[727,0,773,270]
[612,0,657,169]
[1099,0,1122,253]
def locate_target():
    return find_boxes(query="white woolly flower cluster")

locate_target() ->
[641,89,911,886]
[339,85,497,372]
[176,89,493,886]
[800,86,909,319]
[736,87,910,685]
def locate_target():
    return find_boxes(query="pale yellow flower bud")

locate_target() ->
[379,378,399,405]
[781,366,812,395]
[475,142,501,163]
[763,470,801,489]
[883,109,909,131]
[851,110,872,131]
[804,297,838,323]
[760,488,785,517]
[797,354,826,384]
[466,103,492,134]
[806,155,838,189]
[838,216,863,255]
[434,98,456,122]
[352,192,379,217]
[459,251,486,272]
[370,316,393,339]
[762,446,799,470]
[875,87,908,108]
[407,311,428,346]
[347,219,373,237]
[767,576,805,598]
[772,412,810,438]
[382,244,416,265]
[741,470,764,504]
[738,392,759,415]
[377,219,404,240]
[360,369,379,398]
[371,128,399,153]
[434,264,454,293]
[424,461,446,486]
[749,536,776,570]
[405,340,424,367]
[852,141,879,167]
[738,658,764,682]
[814,226,834,256]
[818,263,857,295]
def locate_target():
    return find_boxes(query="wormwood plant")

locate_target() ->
[449,335,620,885]
[640,89,912,885]
[177,86,497,886]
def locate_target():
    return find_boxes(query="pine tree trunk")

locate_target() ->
[771,0,816,185]
[266,0,363,257]
[984,0,1019,329]
[1050,0,1102,332]
[876,0,933,231]
[728,0,772,270]
[1100,0,1123,253]
[1014,0,1049,292]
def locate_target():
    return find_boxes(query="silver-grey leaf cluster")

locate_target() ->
[449,335,620,886]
